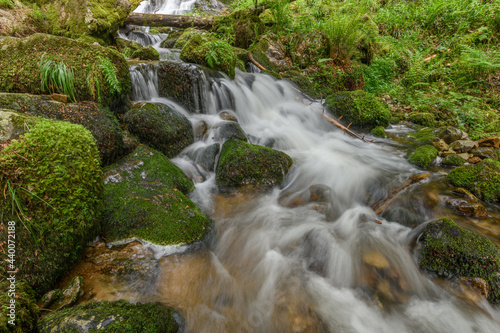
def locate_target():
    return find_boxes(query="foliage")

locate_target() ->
[39,53,76,102]
[0,0,13,9]
[86,56,122,103]
[320,12,364,64]
[204,40,237,75]
[363,57,396,94]
[0,119,103,295]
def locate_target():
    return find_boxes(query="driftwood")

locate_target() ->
[248,52,266,71]
[123,13,214,29]
[371,173,431,215]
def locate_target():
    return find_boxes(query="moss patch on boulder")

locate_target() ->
[0,119,103,295]
[216,139,293,189]
[408,145,438,168]
[103,144,210,245]
[370,126,387,138]
[447,159,500,202]
[325,90,390,130]
[441,154,466,167]
[408,112,435,127]
[38,300,179,333]
[116,38,159,60]
[0,34,131,113]
[0,280,39,332]
[0,109,40,142]
[124,102,194,158]
[0,93,124,165]
[408,128,439,144]
[417,218,500,304]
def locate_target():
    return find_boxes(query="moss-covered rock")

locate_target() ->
[325,90,390,130]
[0,34,131,113]
[42,0,131,43]
[157,61,205,113]
[408,112,435,127]
[38,300,179,333]
[286,31,330,69]
[0,119,103,295]
[103,144,210,245]
[180,34,237,78]
[441,154,466,166]
[0,93,124,165]
[408,145,438,168]
[417,218,500,304]
[116,38,159,60]
[216,139,293,189]
[0,280,39,333]
[159,30,184,48]
[124,102,194,158]
[249,35,293,73]
[0,110,40,142]
[370,126,387,138]
[408,128,439,144]
[173,28,208,50]
[447,159,500,202]
[132,46,160,61]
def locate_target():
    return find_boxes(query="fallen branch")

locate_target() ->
[371,173,431,215]
[322,110,376,143]
[123,13,214,29]
[248,52,267,71]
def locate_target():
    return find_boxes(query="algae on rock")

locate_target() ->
[448,159,500,202]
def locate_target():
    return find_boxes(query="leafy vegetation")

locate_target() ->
[39,53,76,102]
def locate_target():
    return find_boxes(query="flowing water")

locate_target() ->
[87,1,500,331]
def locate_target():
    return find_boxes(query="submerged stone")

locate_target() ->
[213,121,247,142]
[38,300,179,333]
[216,139,293,189]
[416,218,500,304]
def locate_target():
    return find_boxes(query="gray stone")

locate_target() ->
[450,140,477,153]
[439,126,465,144]
[470,147,497,160]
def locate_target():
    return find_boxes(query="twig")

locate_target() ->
[248,52,267,71]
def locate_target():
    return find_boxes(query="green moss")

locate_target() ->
[38,300,179,333]
[216,139,293,189]
[408,112,436,127]
[371,126,387,138]
[448,159,500,202]
[408,128,438,144]
[173,28,207,49]
[409,145,438,168]
[124,102,194,158]
[0,0,13,9]
[0,280,39,333]
[103,145,211,245]
[0,93,124,165]
[441,154,466,167]
[418,218,500,304]
[0,119,103,295]
[325,90,390,130]
[0,34,131,113]
[131,46,160,61]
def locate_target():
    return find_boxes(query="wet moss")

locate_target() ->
[103,145,210,245]
[441,154,466,167]
[408,112,435,127]
[0,119,103,295]
[131,46,160,61]
[0,280,39,333]
[417,218,500,304]
[38,300,179,333]
[0,34,131,113]
[371,126,387,138]
[116,39,159,61]
[408,145,438,168]
[0,93,124,165]
[325,90,390,130]
[408,127,438,144]
[216,139,293,189]
[124,102,194,158]
[447,159,500,202]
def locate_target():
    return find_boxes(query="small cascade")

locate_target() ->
[118,28,167,47]
[130,63,159,101]
[134,0,197,15]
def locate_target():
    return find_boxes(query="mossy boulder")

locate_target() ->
[42,0,132,43]
[159,30,184,48]
[408,128,439,144]
[216,139,293,189]
[38,300,179,333]
[408,145,438,168]
[173,28,208,49]
[124,102,194,158]
[408,112,435,127]
[325,90,390,130]
[0,110,40,142]
[116,38,159,60]
[103,144,210,245]
[249,35,293,73]
[441,154,466,167]
[0,34,131,113]
[447,159,500,202]
[0,280,39,333]
[285,31,330,69]
[0,119,103,295]
[157,61,206,113]
[0,93,124,165]
[180,34,237,78]
[370,126,387,138]
[231,13,265,49]
[417,218,500,304]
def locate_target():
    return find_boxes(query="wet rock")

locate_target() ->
[416,218,500,304]
[476,137,500,148]
[213,121,247,142]
[439,149,457,158]
[441,154,466,167]
[432,138,449,152]
[38,300,179,333]
[188,143,220,172]
[102,257,159,290]
[124,102,194,158]
[455,202,488,217]
[363,252,390,270]
[470,147,497,160]
[116,38,159,60]
[103,144,211,245]
[453,188,478,202]
[309,184,333,203]
[382,207,425,228]
[49,276,84,311]
[0,280,39,332]
[303,230,331,276]
[448,159,500,202]
[439,126,466,144]
[216,139,293,189]
[469,156,482,164]
[460,277,489,299]
[194,120,208,140]
[449,140,477,153]
[457,153,473,160]
[249,35,293,72]
[219,110,238,122]
[40,289,62,309]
